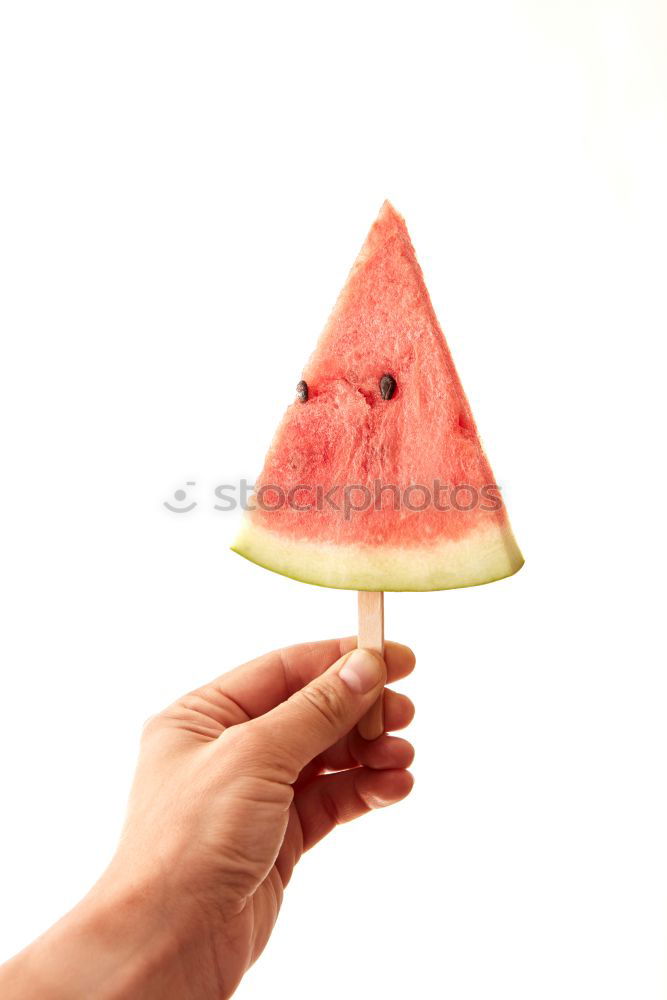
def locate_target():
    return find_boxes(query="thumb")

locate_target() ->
[251,648,386,778]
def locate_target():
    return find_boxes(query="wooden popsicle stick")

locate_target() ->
[356,590,385,740]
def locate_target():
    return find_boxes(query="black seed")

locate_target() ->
[296,380,308,402]
[380,374,396,400]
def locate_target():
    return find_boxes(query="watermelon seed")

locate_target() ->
[296,380,308,402]
[380,374,396,400]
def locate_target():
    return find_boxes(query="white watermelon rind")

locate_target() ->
[232,518,524,592]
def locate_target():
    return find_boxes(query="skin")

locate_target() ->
[0,637,415,999]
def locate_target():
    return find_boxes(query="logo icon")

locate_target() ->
[164,482,198,513]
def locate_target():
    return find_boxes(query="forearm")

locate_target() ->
[0,877,218,1000]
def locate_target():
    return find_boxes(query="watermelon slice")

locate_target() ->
[232,202,523,591]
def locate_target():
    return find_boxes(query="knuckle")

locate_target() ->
[300,681,347,729]
[219,721,269,764]
[218,721,288,777]
[219,723,251,753]
[140,714,162,740]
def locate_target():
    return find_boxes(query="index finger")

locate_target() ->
[197,637,415,724]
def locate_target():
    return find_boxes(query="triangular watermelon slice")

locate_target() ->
[233,202,523,591]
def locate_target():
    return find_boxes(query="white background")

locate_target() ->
[1,1,666,997]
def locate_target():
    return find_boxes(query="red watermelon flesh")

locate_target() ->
[233,202,523,591]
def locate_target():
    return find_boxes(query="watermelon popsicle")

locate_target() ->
[233,202,523,737]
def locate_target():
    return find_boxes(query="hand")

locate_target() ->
[0,637,415,999]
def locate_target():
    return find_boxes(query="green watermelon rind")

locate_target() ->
[231,520,524,592]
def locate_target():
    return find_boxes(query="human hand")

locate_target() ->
[1,637,414,999]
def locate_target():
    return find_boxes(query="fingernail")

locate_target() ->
[339,649,383,694]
